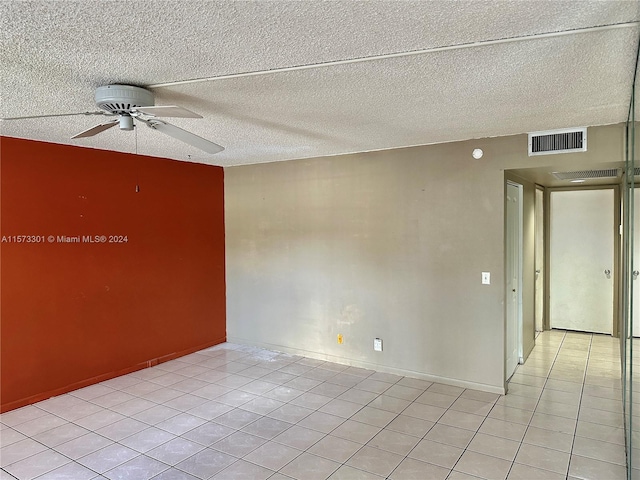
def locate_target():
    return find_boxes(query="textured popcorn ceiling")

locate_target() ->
[1,1,639,166]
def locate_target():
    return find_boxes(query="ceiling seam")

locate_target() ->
[149,21,640,89]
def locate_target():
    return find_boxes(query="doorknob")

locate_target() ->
[634,270,639,280]
[604,269,611,279]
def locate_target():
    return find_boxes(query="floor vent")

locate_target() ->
[551,168,620,181]
[529,128,587,156]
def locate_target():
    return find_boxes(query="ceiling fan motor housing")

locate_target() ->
[95,85,154,114]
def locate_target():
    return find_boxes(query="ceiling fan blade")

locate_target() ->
[141,119,224,154]
[2,111,107,121]
[71,119,119,139]
[134,105,202,118]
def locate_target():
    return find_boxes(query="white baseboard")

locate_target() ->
[227,336,506,395]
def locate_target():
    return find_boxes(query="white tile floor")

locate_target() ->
[0,330,626,479]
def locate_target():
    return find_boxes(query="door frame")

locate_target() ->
[545,185,620,337]
[535,185,545,333]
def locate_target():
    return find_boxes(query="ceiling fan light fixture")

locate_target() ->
[119,115,134,131]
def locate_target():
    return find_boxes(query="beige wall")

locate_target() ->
[225,124,625,394]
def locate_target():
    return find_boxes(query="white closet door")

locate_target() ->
[506,183,521,377]
[633,189,640,336]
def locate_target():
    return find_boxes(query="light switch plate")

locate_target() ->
[482,272,490,285]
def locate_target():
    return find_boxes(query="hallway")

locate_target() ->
[508,329,625,479]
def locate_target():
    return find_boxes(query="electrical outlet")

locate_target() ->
[374,338,383,352]
[337,334,344,344]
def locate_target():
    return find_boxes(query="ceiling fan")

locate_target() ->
[1,84,224,154]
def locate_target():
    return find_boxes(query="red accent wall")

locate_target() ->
[0,137,226,412]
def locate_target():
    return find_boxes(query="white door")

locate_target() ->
[506,182,522,378]
[633,189,640,336]
[549,189,614,334]
[535,187,544,332]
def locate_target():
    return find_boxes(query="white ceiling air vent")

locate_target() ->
[528,127,587,156]
[551,168,620,181]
